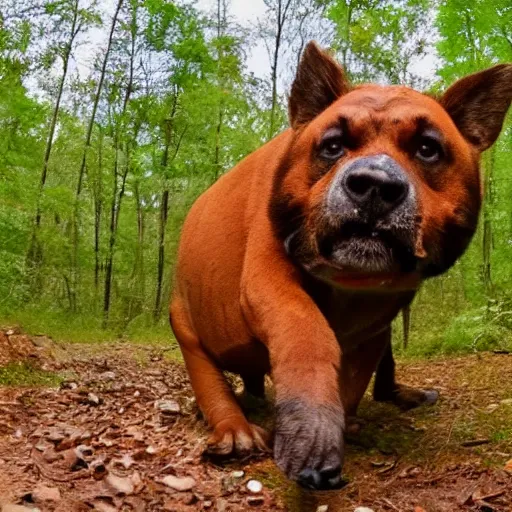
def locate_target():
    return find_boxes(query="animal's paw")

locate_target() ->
[274,400,345,490]
[206,417,269,456]
[375,383,439,411]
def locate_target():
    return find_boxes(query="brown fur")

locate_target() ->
[170,41,512,488]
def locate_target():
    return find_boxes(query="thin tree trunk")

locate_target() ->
[71,0,124,312]
[153,123,187,322]
[27,0,80,269]
[94,125,104,291]
[102,3,137,327]
[482,148,496,295]
[268,0,293,140]
[154,187,169,322]
[75,0,124,199]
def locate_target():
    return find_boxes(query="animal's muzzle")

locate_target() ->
[327,154,414,221]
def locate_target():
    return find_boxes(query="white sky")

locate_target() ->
[63,0,438,101]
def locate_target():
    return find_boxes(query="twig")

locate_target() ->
[381,497,402,511]
[461,438,490,447]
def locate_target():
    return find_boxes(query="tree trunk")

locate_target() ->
[268,0,293,140]
[71,0,124,312]
[482,148,496,296]
[102,2,137,327]
[75,0,124,199]
[94,126,104,292]
[27,0,80,271]
[154,187,169,322]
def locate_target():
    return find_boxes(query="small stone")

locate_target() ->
[500,398,512,406]
[115,453,135,470]
[232,470,244,478]
[204,501,212,509]
[87,393,101,406]
[505,459,512,474]
[61,381,78,390]
[160,475,196,491]
[246,480,263,493]
[105,473,135,495]
[154,399,180,415]
[247,496,264,506]
[354,508,375,512]
[13,429,23,439]
[99,371,116,381]
[31,484,61,502]
[317,506,329,512]
[146,445,157,455]
[134,390,140,397]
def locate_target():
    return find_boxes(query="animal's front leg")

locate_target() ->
[241,244,344,490]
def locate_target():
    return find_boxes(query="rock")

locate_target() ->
[87,393,101,406]
[99,371,116,381]
[154,399,180,415]
[232,470,244,478]
[500,398,512,406]
[145,445,157,455]
[31,484,61,502]
[105,473,135,495]
[354,508,375,512]
[246,480,263,493]
[247,496,265,506]
[160,474,196,491]
[317,507,329,512]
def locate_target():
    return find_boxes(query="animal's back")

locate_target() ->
[173,130,293,360]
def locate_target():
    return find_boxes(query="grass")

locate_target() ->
[0,308,177,347]
[0,362,63,387]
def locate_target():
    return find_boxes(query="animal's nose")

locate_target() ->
[341,156,409,216]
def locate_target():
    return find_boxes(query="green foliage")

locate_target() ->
[0,0,510,354]
[0,362,63,387]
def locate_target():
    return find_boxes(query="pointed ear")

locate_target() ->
[288,41,350,129]
[440,64,512,151]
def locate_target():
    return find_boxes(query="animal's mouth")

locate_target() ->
[313,221,420,291]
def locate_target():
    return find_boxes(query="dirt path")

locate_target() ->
[0,330,510,511]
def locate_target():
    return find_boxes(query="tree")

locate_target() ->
[28,0,101,274]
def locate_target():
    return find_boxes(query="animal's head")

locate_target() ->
[270,41,512,292]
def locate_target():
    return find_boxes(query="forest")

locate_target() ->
[0,0,511,354]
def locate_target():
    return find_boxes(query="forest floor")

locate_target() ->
[0,327,511,512]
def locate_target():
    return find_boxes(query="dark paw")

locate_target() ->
[375,384,439,411]
[274,400,344,490]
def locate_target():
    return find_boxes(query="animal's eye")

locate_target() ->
[319,129,345,160]
[416,136,442,163]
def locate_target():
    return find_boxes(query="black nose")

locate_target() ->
[298,467,345,491]
[342,158,409,216]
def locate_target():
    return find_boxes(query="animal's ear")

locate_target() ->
[440,64,512,151]
[289,41,350,129]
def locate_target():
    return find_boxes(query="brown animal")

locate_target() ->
[170,42,512,490]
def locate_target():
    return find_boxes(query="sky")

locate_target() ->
[65,0,438,102]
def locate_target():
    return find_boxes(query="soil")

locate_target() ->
[0,327,510,512]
